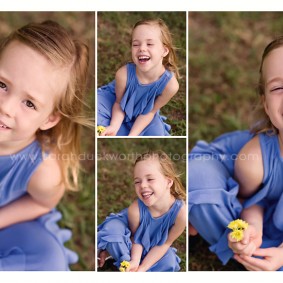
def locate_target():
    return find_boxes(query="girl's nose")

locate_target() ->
[139,44,146,52]
[0,95,16,117]
[140,180,148,188]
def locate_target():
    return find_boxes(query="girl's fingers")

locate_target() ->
[236,253,268,270]
[252,248,273,257]
[234,255,261,271]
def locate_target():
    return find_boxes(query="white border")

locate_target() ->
[2,1,283,282]
[3,0,283,12]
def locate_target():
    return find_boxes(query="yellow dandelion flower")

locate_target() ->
[120,260,130,268]
[227,219,249,231]
[97,125,106,135]
[119,260,130,272]
[230,229,244,242]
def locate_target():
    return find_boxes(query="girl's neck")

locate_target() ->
[0,136,36,155]
[135,64,166,85]
[148,193,175,218]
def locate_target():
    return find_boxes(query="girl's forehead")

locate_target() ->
[132,24,161,38]
[262,46,283,77]
[134,158,162,172]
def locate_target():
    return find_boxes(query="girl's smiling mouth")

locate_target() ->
[138,55,150,63]
[0,120,10,129]
[141,191,153,199]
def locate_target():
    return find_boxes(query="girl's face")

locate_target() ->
[134,158,173,208]
[0,40,66,154]
[262,46,283,132]
[131,24,169,74]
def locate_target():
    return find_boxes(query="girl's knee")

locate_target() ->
[103,219,127,234]
[149,248,180,272]
[189,158,230,191]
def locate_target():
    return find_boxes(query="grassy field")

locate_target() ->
[189,11,283,271]
[0,12,95,271]
[97,138,187,271]
[97,12,187,136]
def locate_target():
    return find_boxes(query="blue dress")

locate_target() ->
[189,130,283,270]
[0,141,78,271]
[97,63,172,136]
[98,199,183,271]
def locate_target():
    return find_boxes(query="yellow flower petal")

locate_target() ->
[97,125,106,135]
[231,229,244,242]
[227,219,249,231]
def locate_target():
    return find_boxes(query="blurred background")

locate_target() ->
[189,11,283,271]
[97,138,187,271]
[97,12,187,136]
[0,12,95,271]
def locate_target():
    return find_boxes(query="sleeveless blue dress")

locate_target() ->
[98,198,183,271]
[0,141,78,270]
[97,63,172,136]
[189,130,283,270]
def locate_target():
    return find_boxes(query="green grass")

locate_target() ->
[0,12,95,271]
[97,12,187,136]
[189,11,283,271]
[97,138,187,271]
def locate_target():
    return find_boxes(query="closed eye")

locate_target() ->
[271,87,283,92]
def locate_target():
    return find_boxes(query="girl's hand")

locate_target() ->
[228,225,262,256]
[234,247,283,271]
[126,260,140,272]
[100,125,118,136]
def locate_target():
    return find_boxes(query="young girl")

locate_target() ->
[97,151,186,272]
[189,36,283,271]
[97,19,180,136]
[0,20,91,270]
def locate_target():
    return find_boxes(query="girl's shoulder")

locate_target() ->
[27,151,64,207]
[175,201,186,222]
[234,135,263,197]
[162,73,179,97]
[115,64,128,79]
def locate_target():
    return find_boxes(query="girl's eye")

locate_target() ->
[271,87,283,92]
[24,100,36,110]
[0,81,7,91]
[148,179,154,181]
[134,181,140,184]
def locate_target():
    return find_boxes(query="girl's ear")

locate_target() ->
[163,46,169,57]
[167,178,173,188]
[39,112,61,131]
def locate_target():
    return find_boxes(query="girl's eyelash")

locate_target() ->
[271,87,283,92]
[0,81,7,90]
[24,100,36,110]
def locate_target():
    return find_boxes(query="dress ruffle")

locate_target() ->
[38,210,78,268]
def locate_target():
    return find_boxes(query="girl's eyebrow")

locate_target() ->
[266,77,283,86]
[25,93,44,107]
[134,174,154,179]
[132,39,155,42]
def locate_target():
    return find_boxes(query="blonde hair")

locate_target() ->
[250,36,283,135]
[134,150,186,200]
[131,19,180,80]
[0,20,93,190]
